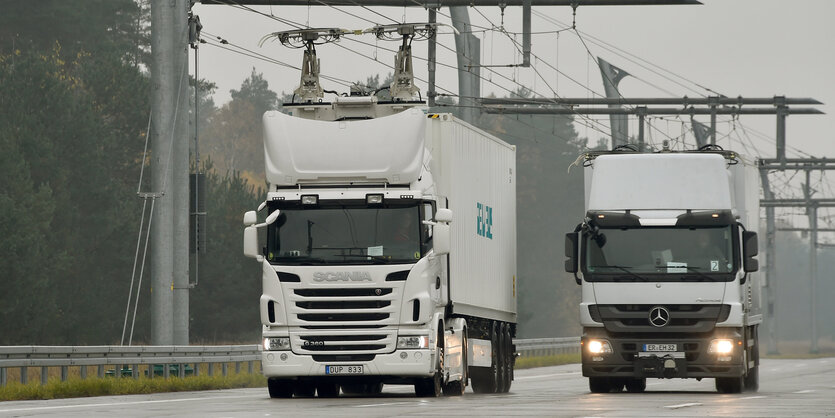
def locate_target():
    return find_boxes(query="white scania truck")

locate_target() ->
[564,149,762,393]
[243,103,517,398]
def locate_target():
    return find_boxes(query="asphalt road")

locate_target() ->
[1,358,833,417]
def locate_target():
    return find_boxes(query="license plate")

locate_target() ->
[643,344,677,352]
[325,365,363,375]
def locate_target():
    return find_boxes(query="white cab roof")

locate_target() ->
[263,108,426,186]
[587,153,732,211]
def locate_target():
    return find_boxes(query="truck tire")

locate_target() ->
[293,380,316,397]
[443,332,467,396]
[316,382,340,398]
[588,377,612,393]
[471,322,501,393]
[415,329,444,397]
[715,376,743,393]
[267,378,293,398]
[496,323,508,393]
[743,365,759,392]
[415,373,442,397]
[625,378,646,393]
[744,327,759,392]
[500,322,513,393]
[343,382,383,396]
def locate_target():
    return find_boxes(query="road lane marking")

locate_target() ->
[740,395,766,400]
[665,403,702,409]
[793,389,815,394]
[352,401,421,408]
[516,372,582,380]
[0,394,264,413]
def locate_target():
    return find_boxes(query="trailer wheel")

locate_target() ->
[501,323,513,393]
[267,378,293,398]
[470,322,500,394]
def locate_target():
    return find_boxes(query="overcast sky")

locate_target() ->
[192,0,833,158]
[191,0,834,233]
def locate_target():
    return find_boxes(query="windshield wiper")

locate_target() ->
[274,256,326,264]
[679,266,716,282]
[591,265,646,281]
[338,254,392,264]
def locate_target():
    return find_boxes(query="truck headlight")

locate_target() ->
[708,339,734,355]
[587,339,613,354]
[397,336,429,349]
[263,337,291,351]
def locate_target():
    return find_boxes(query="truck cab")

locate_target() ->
[565,150,762,393]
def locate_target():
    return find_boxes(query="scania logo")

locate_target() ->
[648,306,671,327]
[312,271,372,282]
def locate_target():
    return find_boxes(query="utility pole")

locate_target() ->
[151,0,190,346]
[450,7,481,125]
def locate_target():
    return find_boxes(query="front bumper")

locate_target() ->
[581,329,744,379]
[262,349,435,379]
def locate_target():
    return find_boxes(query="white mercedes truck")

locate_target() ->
[242,26,516,398]
[564,148,762,394]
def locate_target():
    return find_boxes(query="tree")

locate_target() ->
[202,69,279,181]
[0,0,149,65]
[476,110,587,338]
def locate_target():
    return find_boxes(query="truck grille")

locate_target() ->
[288,285,400,355]
[597,304,725,334]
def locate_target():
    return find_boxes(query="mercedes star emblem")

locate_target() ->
[648,306,671,327]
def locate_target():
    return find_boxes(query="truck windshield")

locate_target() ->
[266,202,423,265]
[583,226,736,281]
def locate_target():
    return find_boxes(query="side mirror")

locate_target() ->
[743,231,758,258]
[243,210,257,226]
[743,231,758,273]
[243,209,281,261]
[565,232,578,273]
[243,226,261,260]
[435,208,453,223]
[433,223,451,256]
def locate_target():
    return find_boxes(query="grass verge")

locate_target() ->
[0,373,266,402]
[515,353,580,369]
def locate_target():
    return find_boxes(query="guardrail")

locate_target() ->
[514,337,581,358]
[0,345,260,386]
[0,337,580,387]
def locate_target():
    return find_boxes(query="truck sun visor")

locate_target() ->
[585,211,640,228]
[675,209,735,227]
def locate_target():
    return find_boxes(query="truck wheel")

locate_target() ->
[443,332,467,396]
[501,323,513,393]
[267,378,293,398]
[415,373,442,397]
[293,380,316,397]
[415,331,444,397]
[744,327,759,392]
[316,382,340,398]
[625,378,646,393]
[366,382,384,395]
[715,376,743,393]
[496,323,508,393]
[589,377,612,393]
[743,365,759,392]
